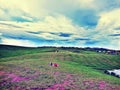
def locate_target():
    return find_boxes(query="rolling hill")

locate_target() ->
[0,45,120,90]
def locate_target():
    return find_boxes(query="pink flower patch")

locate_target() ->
[0,71,5,75]
[45,88,53,90]
[7,73,28,82]
[98,81,106,89]
[66,74,72,79]
[83,80,90,85]
[46,83,65,90]
[54,71,60,75]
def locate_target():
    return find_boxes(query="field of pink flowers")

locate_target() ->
[0,60,120,90]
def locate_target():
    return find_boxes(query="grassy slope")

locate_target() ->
[0,51,120,84]
[0,45,56,58]
[0,45,120,89]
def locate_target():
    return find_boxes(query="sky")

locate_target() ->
[0,0,120,49]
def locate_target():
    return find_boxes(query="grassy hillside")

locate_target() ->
[0,45,56,58]
[0,45,120,90]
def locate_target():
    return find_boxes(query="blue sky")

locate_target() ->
[0,0,120,49]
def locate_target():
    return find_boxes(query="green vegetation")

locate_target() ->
[0,45,56,58]
[0,45,120,89]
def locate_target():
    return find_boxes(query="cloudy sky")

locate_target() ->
[0,0,120,49]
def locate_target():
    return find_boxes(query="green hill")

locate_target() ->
[0,45,56,58]
[0,45,120,89]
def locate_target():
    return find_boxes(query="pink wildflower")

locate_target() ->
[98,81,106,89]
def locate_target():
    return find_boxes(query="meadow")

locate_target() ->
[0,45,120,90]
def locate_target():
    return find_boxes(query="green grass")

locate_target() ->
[0,45,120,89]
[0,45,56,58]
[0,51,120,84]
[66,53,120,70]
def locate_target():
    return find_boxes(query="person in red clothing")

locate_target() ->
[53,63,59,67]
[49,62,59,67]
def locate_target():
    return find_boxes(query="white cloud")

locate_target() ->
[89,8,120,49]
[0,0,100,20]
[97,9,120,31]
[36,15,78,33]
[76,0,96,9]
[0,0,120,49]
[1,37,36,47]
[95,8,120,40]
[0,33,2,36]
[0,15,87,40]
[0,0,119,21]
[0,0,45,18]
[110,38,120,50]
[0,33,2,42]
